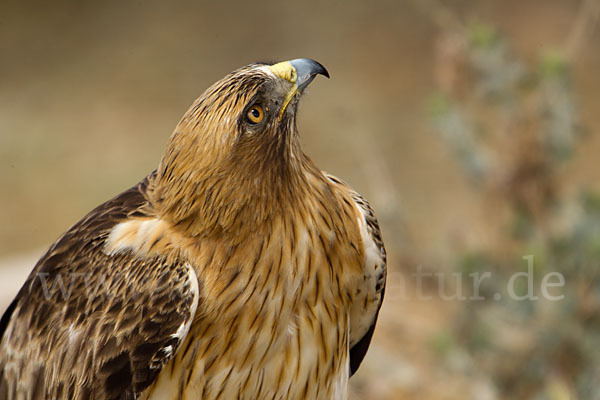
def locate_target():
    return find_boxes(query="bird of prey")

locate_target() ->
[0,58,386,399]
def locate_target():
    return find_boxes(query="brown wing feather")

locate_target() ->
[323,173,387,377]
[0,175,199,399]
[349,191,387,376]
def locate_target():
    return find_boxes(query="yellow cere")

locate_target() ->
[269,61,299,121]
[269,61,297,84]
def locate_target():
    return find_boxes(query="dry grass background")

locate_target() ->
[1,0,600,398]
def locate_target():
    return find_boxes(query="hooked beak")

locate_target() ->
[269,58,329,120]
[288,58,329,92]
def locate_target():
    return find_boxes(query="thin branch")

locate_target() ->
[408,0,466,34]
[564,0,600,62]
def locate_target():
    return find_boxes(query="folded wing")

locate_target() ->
[0,177,200,399]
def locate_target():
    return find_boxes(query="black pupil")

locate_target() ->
[251,108,260,118]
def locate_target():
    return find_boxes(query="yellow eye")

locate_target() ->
[247,105,264,124]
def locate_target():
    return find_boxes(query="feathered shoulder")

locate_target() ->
[0,174,199,399]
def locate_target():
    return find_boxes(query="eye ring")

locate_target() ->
[247,105,265,124]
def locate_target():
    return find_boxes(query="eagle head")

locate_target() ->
[150,59,329,237]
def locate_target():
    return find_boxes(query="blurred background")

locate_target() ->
[1,0,599,398]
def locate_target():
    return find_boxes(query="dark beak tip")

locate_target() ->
[312,60,330,79]
[289,58,330,85]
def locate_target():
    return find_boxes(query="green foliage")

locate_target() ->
[430,330,455,356]
[468,22,499,50]
[425,92,451,118]
[539,49,569,80]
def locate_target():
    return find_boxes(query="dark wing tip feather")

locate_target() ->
[349,321,375,376]
[0,297,18,343]
[349,286,385,377]
[345,183,387,377]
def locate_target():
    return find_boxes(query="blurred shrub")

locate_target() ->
[429,21,598,399]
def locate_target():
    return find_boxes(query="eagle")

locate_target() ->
[0,58,386,399]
